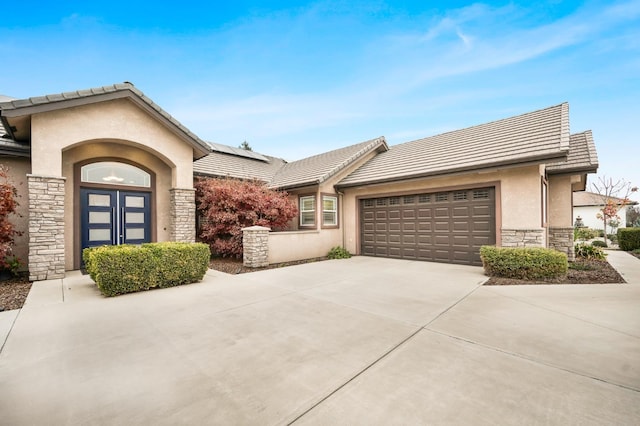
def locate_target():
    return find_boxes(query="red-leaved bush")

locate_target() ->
[195,178,298,258]
[0,165,21,268]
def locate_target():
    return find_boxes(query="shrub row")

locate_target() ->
[618,228,640,251]
[83,242,210,297]
[480,246,568,280]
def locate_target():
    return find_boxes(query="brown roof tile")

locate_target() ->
[269,137,388,189]
[193,150,286,182]
[338,103,570,188]
[573,191,637,206]
[547,130,598,174]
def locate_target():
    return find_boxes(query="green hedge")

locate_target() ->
[618,228,640,251]
[480,246,568,280]
[83,242,210,297]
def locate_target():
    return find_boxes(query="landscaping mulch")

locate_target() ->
[0,275,31,312]
[209,256,328,274]
[484,258,625,286]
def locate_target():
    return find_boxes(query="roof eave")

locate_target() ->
[337,153,567,189]
[547,164,599,175]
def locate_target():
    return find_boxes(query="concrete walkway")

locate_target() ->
[1,256,639,424]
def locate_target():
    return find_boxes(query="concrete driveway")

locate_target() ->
[1,254,639,425]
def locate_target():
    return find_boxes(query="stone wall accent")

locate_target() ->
[501,229,545,248]
[549,227,575,261]
[170,188,196,243]
[242,226,271,268]
[27,174,66,281]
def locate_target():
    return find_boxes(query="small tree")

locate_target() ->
[0,165,22,270]
[238,140,253,151]
[195,178,298,258]
[591,176,638,247]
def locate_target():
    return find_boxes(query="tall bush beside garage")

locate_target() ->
[618,228,640,251]
[480,246,568,279]
[83,242,210,297]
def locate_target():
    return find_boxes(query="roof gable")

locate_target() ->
[268,137,388,190]
[0,83,211,159]
[547,130,599,174]
[338,103,570,188]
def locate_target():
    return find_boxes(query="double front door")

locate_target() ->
[81,188,151,253]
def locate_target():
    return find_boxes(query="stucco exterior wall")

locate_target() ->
[30,98,194,187]
[2,157,31,270]
[341,165,545,254]
[548,174,573,227]
[268,229,342,264]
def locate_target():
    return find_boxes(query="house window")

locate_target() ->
[323,195,338,227]
[300,195,316,227]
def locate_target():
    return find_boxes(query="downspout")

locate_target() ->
[337,189,345,248]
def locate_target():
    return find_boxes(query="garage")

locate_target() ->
[360,187,496,266]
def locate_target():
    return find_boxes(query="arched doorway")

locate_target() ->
[77,160,155,262]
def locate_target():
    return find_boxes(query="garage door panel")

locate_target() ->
[360,187,495,266]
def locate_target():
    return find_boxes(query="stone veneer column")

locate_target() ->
[500,229,545,248]
[242,226,271,268]
[549,227,575,261]
[170,188,196,243]
[27,175,66,281]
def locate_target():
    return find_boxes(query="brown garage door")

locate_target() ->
[360,187,495,266]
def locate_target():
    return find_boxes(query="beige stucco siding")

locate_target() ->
[548,174,573,227]
[2,157,30,270]
[30,98,194,187]
[341,165,545,254]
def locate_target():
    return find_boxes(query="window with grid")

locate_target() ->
[299,196,316,227]
[323,195,338,226]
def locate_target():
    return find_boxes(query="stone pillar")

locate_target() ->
[501,229,545,248]
[170,188,196,243]
[549,227,575,261]
[242,226,271,268]
[27,175,66,281]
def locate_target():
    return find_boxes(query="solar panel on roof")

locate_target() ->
[208,142,269,162]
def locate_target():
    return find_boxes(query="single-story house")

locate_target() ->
[0,83,599,281]
[573,191,637,230]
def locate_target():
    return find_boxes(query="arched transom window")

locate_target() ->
[81,161,151,188]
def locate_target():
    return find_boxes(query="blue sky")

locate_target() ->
[2,0,639,200]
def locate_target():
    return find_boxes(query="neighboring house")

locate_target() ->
[0,83,599,281]
[573,191,638,231]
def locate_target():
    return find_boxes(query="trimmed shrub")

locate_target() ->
[607,233,618,244]
[574,243,607,261]
[480,246,568,280]
[83,242,210,297]
[574,227,598,241]
[591,240,607,247]
[618,228,640,251]
[327,246,351,259]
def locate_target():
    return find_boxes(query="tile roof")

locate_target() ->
[0,82,211,158]
[547,130,598,174]
[194,137,388,190]
[337,103,570,188]
[193,149,286,182]
[573,191,638,207]
[268,137,388,189]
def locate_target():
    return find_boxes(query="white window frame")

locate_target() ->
[299,195,316,227]
[322,195,338,227]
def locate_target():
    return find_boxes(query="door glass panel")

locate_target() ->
[126,212,145,224]
[89,211,111,224]
[89,229,111,241]
[126,228,145,240]
[88,194,111,207]
[125,196,145,208]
